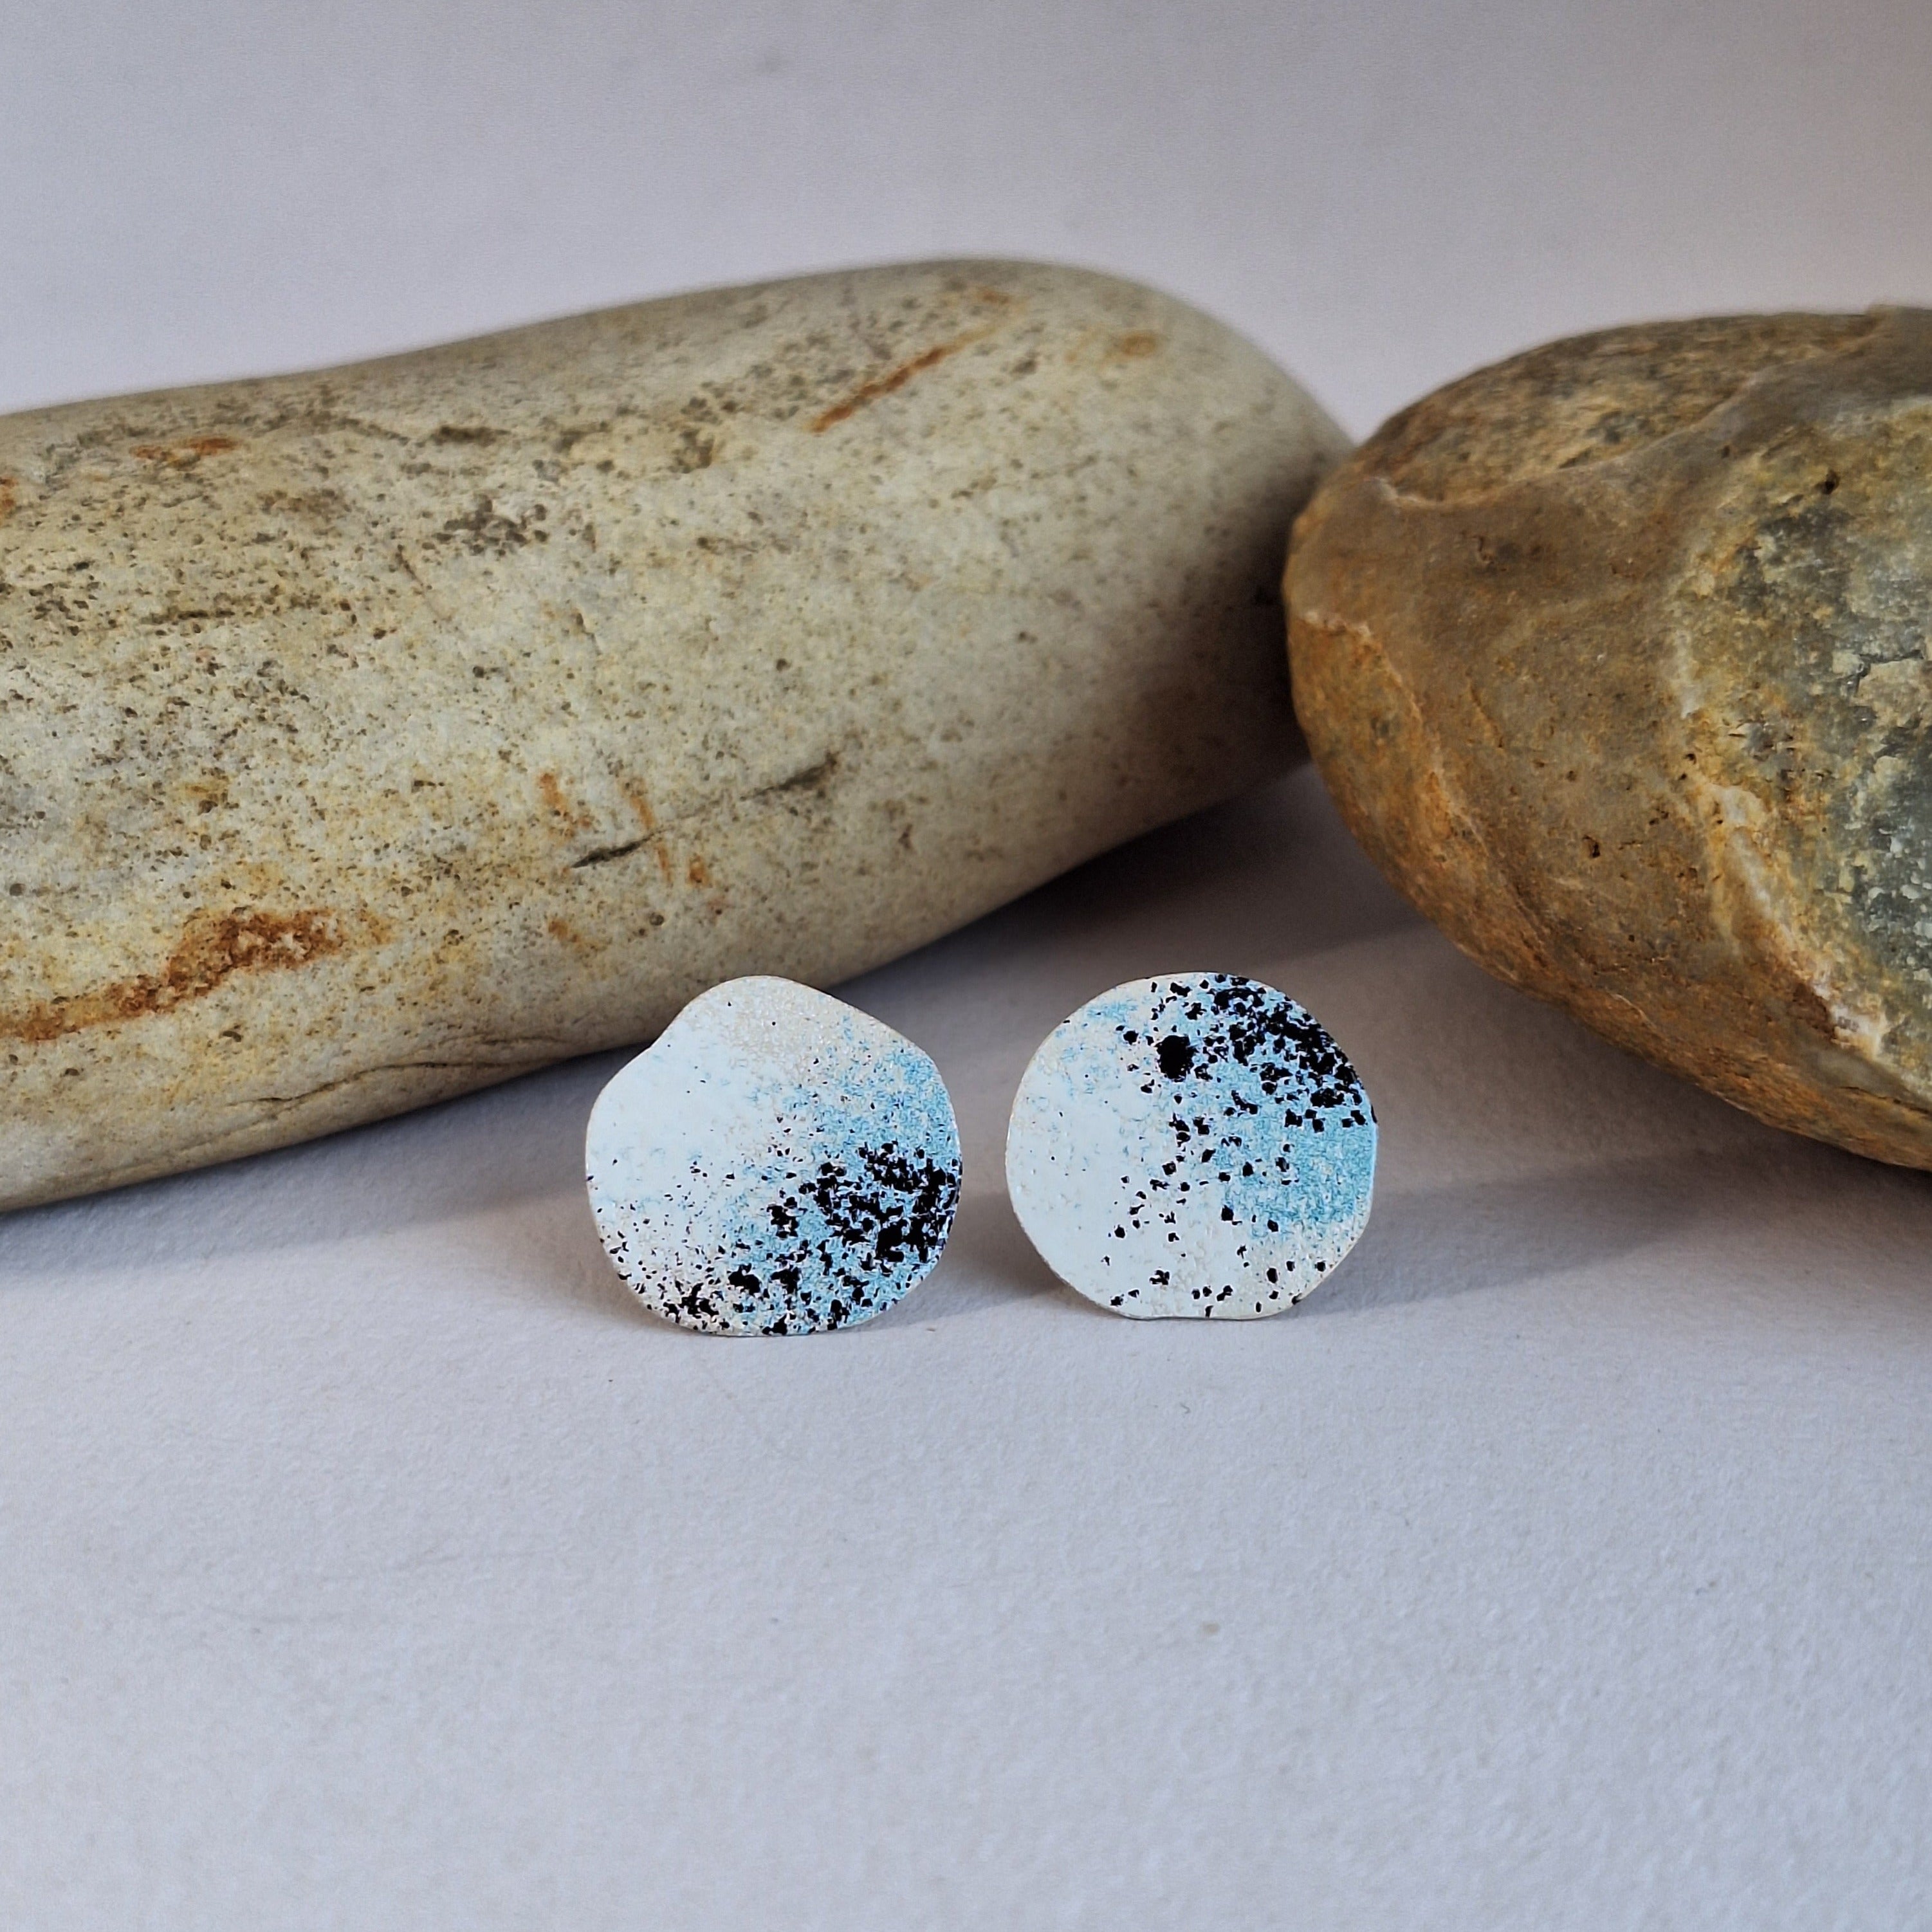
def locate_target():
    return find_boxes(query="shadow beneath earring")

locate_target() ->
[834,1149,1740,1330]
[901,1139,1932,1331]
[907,1158,1697,1330]
[888,1161,1680,1330]
[1300,1140,1932,1319]
[1299,1159,1698,1316]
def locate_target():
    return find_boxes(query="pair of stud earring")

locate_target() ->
[585,971,1377,1334]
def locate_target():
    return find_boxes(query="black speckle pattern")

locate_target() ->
[587,977,961,1334]
[1006,972,1377,1320]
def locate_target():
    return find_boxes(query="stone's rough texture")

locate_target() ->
[587,977,959,1334]
[0,261,1347,1210]
[1288,308,1932,1170]
[1006,973,1375,1318]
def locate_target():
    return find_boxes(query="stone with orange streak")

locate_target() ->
[0,258,1343,1208]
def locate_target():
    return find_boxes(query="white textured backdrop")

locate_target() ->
[4,4,1931,1927]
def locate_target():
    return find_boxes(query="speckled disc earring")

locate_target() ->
[1006,973,1375,1318]
[586,977,961,1334]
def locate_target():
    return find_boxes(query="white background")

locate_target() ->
[5,3,1932,1926]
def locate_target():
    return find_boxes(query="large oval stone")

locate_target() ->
[0,259,1345,1208]
[1288,308,1932,1168]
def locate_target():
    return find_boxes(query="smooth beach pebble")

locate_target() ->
[1006,973,1375,1318]
[586,977,961,1334]
[0,258,1344,1215]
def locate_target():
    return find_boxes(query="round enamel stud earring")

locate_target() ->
[586,977,962,1334]
[1005,972,1375,1318]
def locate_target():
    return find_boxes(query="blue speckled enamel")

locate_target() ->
[587,978,961,1335]
[1006,973,1376,1318]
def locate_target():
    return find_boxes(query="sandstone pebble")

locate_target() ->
[0,259,1345,1208]
[1289,308,1932,1169]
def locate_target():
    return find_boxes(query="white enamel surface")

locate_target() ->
[1007,973,1376,1317]
[586,977,960,1334]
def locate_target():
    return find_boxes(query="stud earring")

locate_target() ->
[586,977,961,1334]
[1005,972,1375,1318]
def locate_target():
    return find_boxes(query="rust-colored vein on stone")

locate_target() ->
[809,324,1001,433]
[129,434,240,467]
[2,910,344,1044]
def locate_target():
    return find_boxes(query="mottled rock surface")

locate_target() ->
[0,259,1345,1208]
[1288,307,1932,1168]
